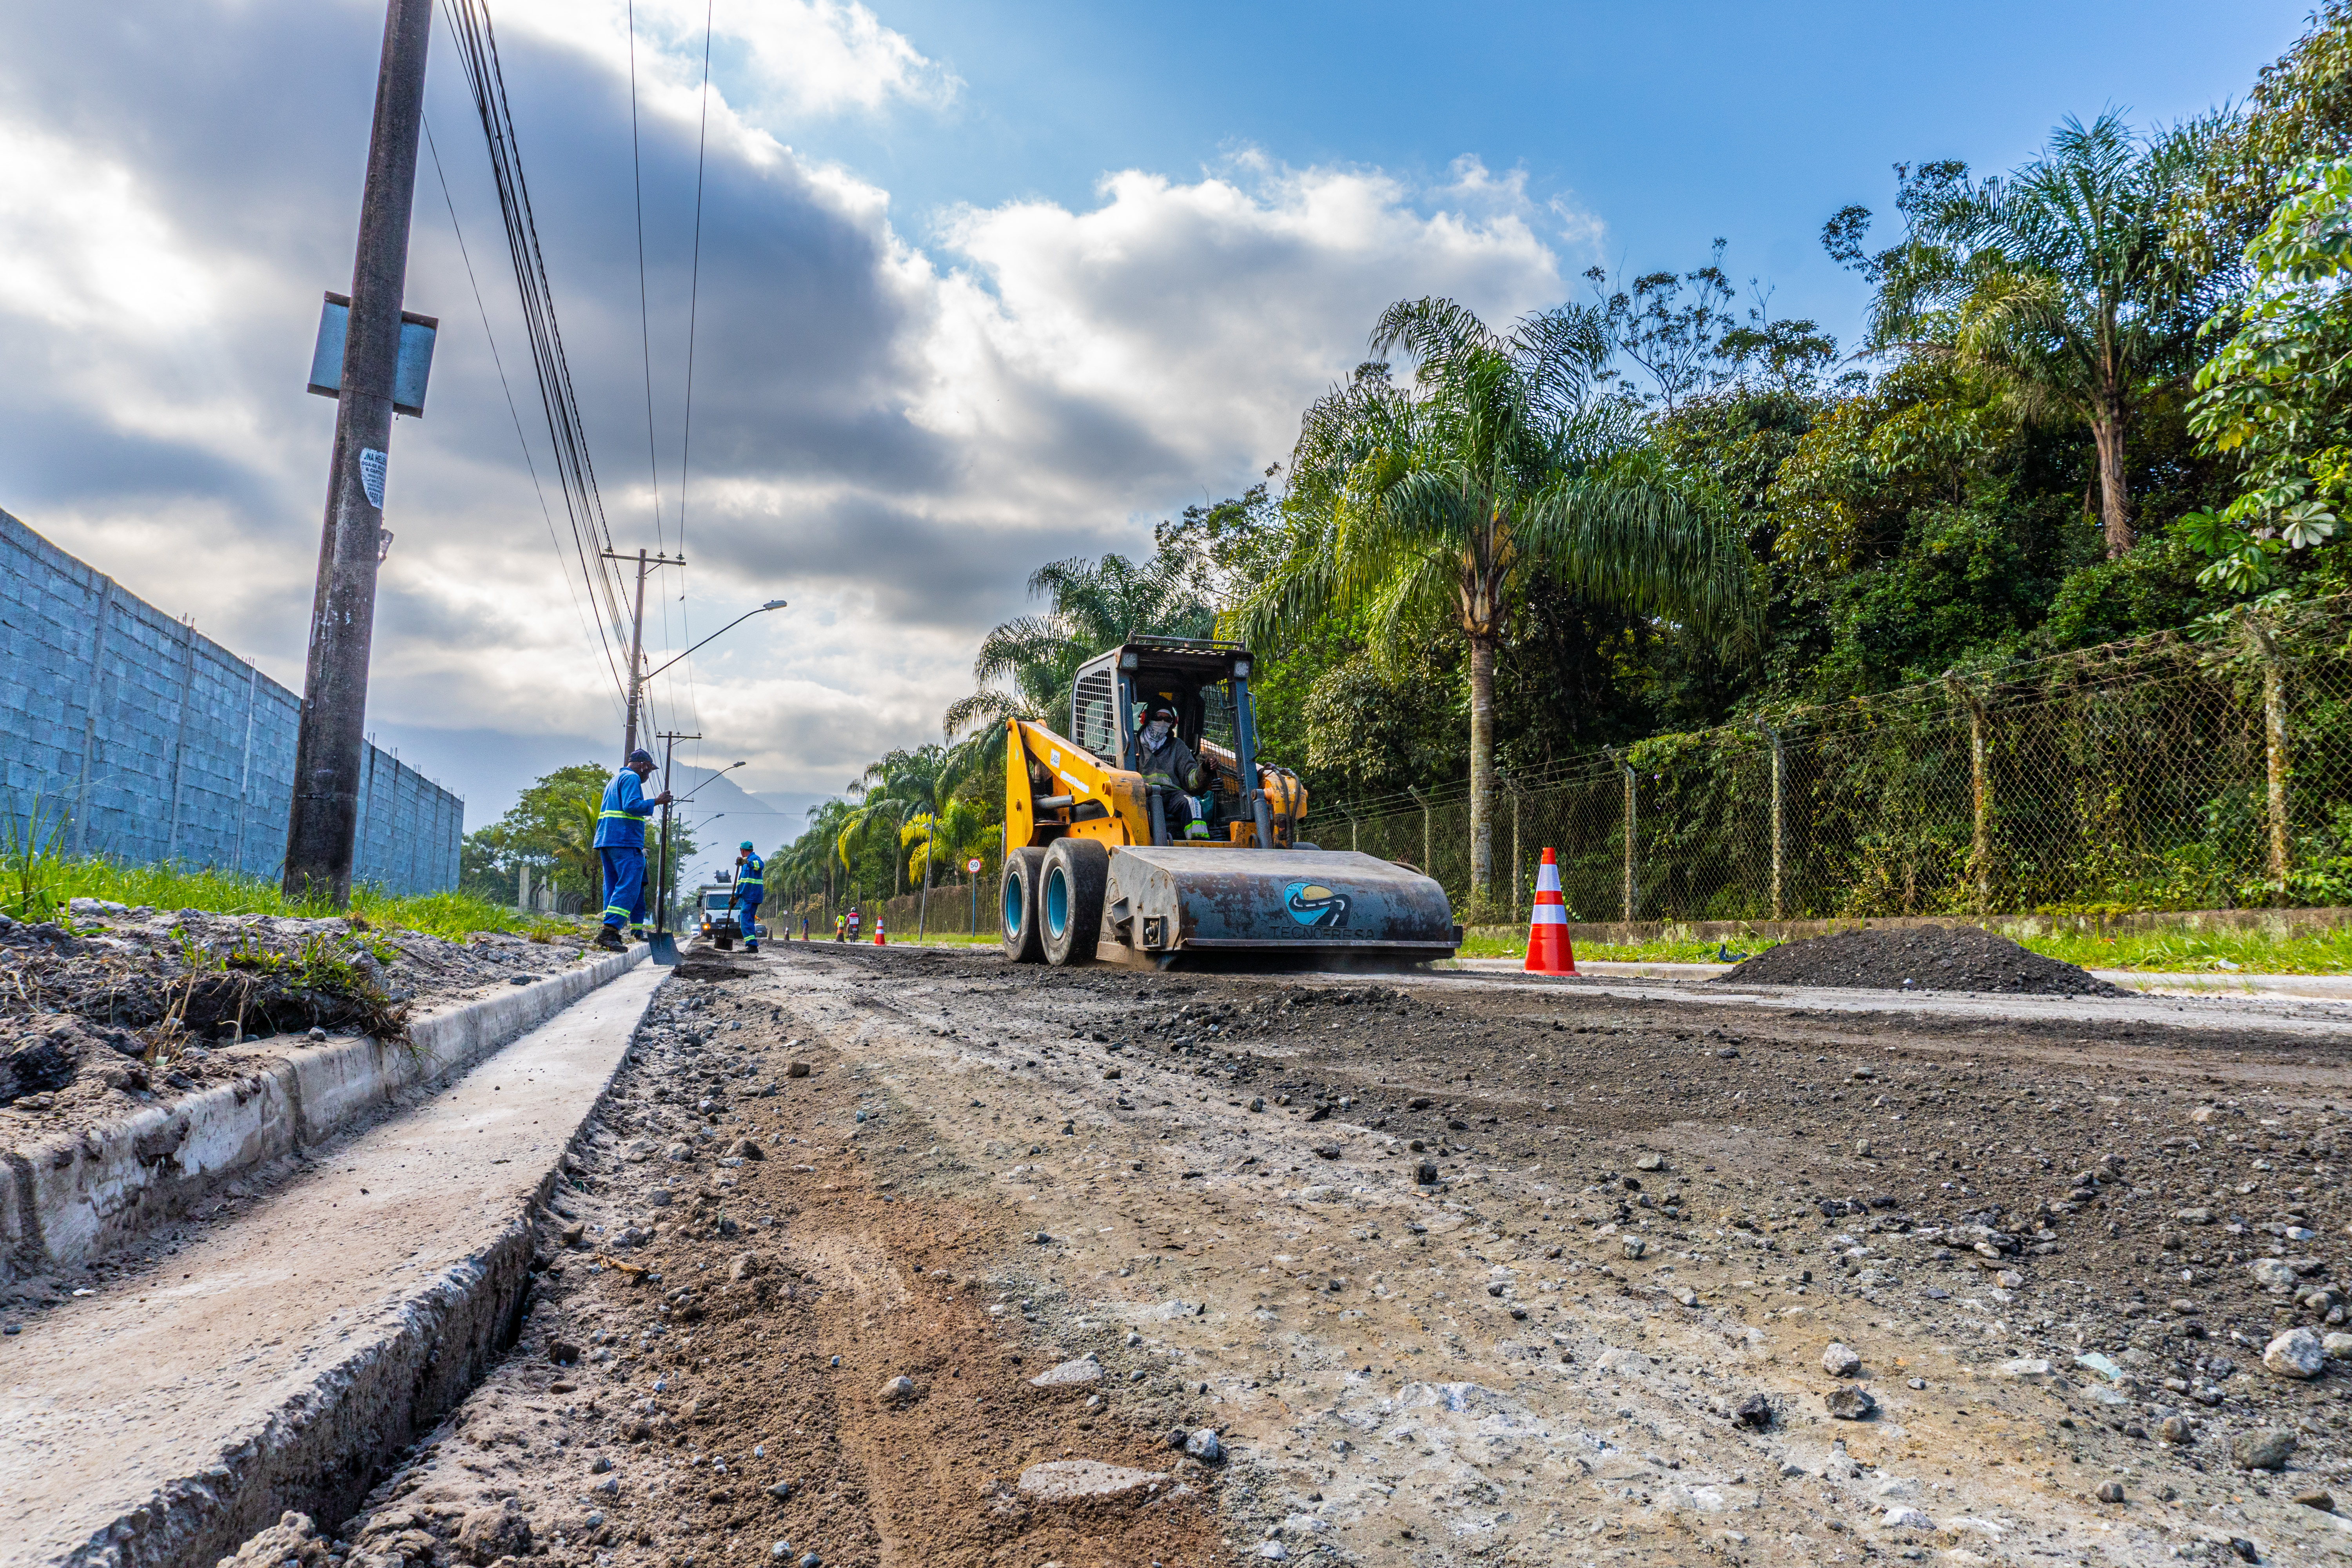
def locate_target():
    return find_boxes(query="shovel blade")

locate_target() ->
[648,931,681,967]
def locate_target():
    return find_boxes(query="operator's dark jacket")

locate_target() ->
[1136,729,1205,793]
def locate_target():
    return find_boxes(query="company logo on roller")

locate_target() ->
[1283,882,1351,927]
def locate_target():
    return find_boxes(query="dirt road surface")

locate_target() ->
[316,943,2352,1568]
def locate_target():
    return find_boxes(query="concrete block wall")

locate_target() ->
[0,508,461,893]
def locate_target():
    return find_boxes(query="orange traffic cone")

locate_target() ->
[1523,847,1576,974]
[874,914,887,946]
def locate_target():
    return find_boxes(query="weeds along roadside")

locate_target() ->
[4,846,582,944]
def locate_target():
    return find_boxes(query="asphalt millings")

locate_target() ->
[1715,922,2126,996]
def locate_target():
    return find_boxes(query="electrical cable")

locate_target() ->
[674,0,717,751]
[439,0,638,710]
[439,0,636,706]
[421,112,618,722]
[626,0,665,554]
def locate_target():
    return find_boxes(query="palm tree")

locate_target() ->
[1234,298,1751,909]
[837,744,977,938]
[944,551,1217,751]
[773,797,854,922]
[900,798,998,932]
[1869,113,2225,557]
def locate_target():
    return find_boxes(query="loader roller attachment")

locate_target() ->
[1096,846,1457,968]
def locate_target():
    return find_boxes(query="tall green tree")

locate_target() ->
[771,797,854,916]
[2181,0,2352,265]
[1848,113,2226,558]
[462,763,691,915]
[944,549,1216,746]
[2185,156,2352,589]
[837,744,977,937]
[1234,298,1752,907]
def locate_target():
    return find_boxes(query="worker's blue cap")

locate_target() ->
[739,840,754,851]
[626,748,655,768]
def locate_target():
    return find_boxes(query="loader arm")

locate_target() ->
[1004,717,1150,850]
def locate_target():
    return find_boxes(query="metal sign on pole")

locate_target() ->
[283,0,434,905]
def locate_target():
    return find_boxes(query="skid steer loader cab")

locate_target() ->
[999,636,1459,969]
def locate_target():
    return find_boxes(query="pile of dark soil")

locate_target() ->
[1714,923,2126,996]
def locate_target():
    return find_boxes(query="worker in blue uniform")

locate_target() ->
[592,749,673,952]
[732,840,765,952]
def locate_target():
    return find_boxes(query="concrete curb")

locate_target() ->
[19,964,667,1568]
[0,945,648,1285]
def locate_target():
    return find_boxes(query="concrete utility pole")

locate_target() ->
[283,0,433,905]
[603,547,684,759]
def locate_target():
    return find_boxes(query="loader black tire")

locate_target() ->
[1000,847,1047,963]
[1041,837,1109,967]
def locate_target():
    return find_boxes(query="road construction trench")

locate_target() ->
[301,945,2352,1568]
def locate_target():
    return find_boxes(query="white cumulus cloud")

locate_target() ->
[0,0,1597,822]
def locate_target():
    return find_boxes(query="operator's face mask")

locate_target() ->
[1145,720,1171,747]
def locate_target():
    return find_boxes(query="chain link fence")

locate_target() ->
[1305,599,2352,924]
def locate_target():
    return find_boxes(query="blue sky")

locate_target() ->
[0,0,2314,832]
[787,0,2308,348]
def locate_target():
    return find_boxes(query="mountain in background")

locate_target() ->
[661,766,833,895]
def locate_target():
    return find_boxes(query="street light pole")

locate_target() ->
[283,0,433,904]
[653,730,700,945]
[608,580,778,763]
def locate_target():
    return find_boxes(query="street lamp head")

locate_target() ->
[761,599,788,611]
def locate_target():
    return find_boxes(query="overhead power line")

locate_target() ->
[421,113,617,720]
[674,0,717,761]
[439,0,635,710]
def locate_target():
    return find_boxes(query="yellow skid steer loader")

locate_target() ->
[998,637,1459,967]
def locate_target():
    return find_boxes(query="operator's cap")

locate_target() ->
[626,748,656,768]
[1145,705,1177,722]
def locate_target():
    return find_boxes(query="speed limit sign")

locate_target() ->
[965,858,983,873]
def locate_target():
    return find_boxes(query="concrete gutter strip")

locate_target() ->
[1,945,646,1285]
[4,963,665,1568]
[1445,955,2352,998]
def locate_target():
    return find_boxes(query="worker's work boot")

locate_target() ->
[592,926,626,953]
[745,939,759,953]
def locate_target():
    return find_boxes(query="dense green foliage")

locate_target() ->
[771,4,2352,920]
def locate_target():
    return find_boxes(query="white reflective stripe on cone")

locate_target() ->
[1530,905,1568,925]
[1535,864,1563,893]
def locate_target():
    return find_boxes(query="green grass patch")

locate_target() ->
[2020,926,2352,975]
[1458,922,2352,974]
[10,851,583,945]
[1456,929,1772,964]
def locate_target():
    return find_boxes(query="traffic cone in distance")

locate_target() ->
[875,914,887,946]
[1524,847,1576,975]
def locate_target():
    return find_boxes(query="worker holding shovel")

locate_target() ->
[592,749,672,953]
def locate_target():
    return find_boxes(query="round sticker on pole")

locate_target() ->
[965,858,982,873]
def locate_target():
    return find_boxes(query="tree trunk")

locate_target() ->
[1467,631,1496,905]
[2091,411,2132,558]
[918,843,932,938]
